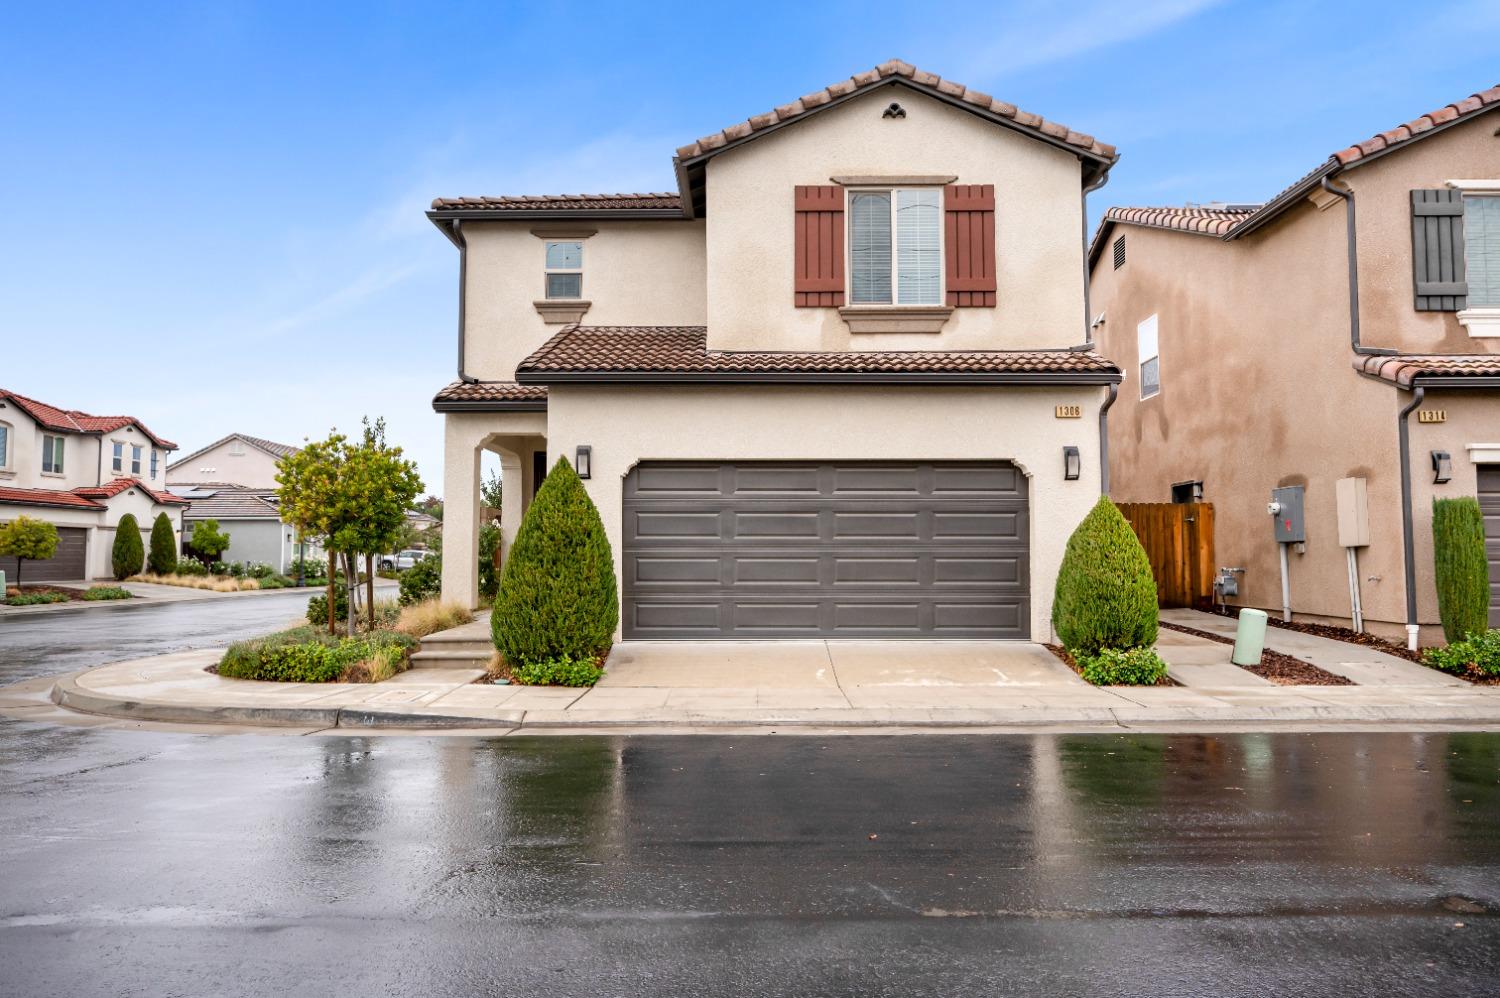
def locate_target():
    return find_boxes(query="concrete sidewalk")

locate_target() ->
[17,635,1500,734]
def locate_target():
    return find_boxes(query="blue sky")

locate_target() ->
[2,0,1496,492]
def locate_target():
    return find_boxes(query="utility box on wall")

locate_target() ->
[1270,486,1306,544]
[1335,477,1370,548]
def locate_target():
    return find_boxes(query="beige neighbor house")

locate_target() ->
[166,433,317,571]
[1089,85,1500,648]
[0,388,187,582]
[430,60,1126,641]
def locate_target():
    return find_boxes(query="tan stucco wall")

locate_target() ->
[168,440,283,489]
[1089,113,1500,642]
[542,384,1108,641]
[462,220,707,382]
[704,87,1086,353]
[92,488,182,579]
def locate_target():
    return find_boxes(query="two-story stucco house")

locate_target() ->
[166,432,314,571]
[431,61,1125,641]
[1089,85,1500,647]
[0,388,187,581]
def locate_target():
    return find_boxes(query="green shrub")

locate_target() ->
[1052,497,1159,656]
[189,519,231,563]
[112,514,144,580]
[245,561,275,579]
[257,575,289,589]
[509,653,605,687]
[147,513,177,575]
[1424,630,1500,677]
[0,515,60,588]
[306,577,349,626]
[218,626,416,683]
[1433,497,1491,644]
[478,524,501,601]
[2,591,70,606]
[82,585,133,601]
[222,561,246,579]
[1078,646,1169,686]
[399,554,442,606]
[176,555,209,577]
[492,457,618,666]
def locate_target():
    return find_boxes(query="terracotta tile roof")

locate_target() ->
[1334,84,1500,166]
[1354,354,1500,388]
[675,59,1116,163]
[0,388,177,450]
[431,382,549,410]
[515,326,1120,382]
[1103,206,1257,238]
[0,486,107,510]
[168,432,299,471]
[73,478,190,505]
[429,193,682,212]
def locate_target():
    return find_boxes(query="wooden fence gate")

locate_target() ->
[1116,502,1216,609]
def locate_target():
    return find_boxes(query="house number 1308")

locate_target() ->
[1054,405,1082,419]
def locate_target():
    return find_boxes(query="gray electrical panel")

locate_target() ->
[1270,486,1305,543]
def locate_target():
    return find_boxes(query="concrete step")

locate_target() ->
[416,637,493,654]
[409,649,492,669]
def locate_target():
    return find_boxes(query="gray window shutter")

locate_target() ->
[1411,189,1467,311]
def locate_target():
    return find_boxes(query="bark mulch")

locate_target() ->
[1158,621,1354,686]
[1043,643,1177,687]
[1211,605,1425,663]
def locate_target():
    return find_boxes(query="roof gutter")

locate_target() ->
[1098,382,1118,495]
[1081,170,1110,348]
[433,218,477,385]
[1319,176,1397,357]
[1396,386,1426,650]
[515,370,1123,386]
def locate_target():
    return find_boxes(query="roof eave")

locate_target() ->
[516,369,1122,386]
[430,399,550,413]
[424,207,689,223]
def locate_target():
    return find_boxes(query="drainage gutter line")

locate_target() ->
[438,218,477,385]
[1397,386,1426,650]
[1320,176,1397,357]
[1098,382,1118,495]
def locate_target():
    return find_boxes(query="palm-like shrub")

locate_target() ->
[491,456,617,667]
[112,513,144,580]
[148,513,177,574]
[1052,497,1159,655]
[1432,497,1490,644]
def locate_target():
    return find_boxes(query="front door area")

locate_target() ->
[621,461,1030,639]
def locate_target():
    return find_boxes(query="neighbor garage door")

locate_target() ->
[622,462,1029,639]
[0,525,87,583]
[1481,466,1500,628]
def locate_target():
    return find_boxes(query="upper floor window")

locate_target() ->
[42,434,65,474]
[0,422,9,470]
[112,441,124,473]
[151,448,159,478]
[131,444,143,476]
[544,241,583,299]
[848,189,942,306]
[1463,193,1500,308]
[1137,314,1161,400]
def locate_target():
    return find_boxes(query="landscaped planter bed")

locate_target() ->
[2,585,133,606]
[1210,606,1425,663]
[1044,644,1177,687]
[1158,621,1354,686]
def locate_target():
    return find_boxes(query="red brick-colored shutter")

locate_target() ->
[945,184,996,307]
[794,185,844,307]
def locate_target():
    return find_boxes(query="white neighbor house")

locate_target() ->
[0,388,187,582]
[429,61,1123,641]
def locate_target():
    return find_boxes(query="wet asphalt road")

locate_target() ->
[3,726,1500,997]
[0,589,318,686]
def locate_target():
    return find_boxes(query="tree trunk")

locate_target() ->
[365,553,375,632]
[345,553,357,638]
[14,559,22,589]
[327,549,337,636]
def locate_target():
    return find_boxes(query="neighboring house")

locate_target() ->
[166,432,299,490]
[1088,85,1500,646]
[405,509,440,539]
[168,483,317,572]
[0,388,187,581]
[430,60,1124,640]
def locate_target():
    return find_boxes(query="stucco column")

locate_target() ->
[441,422,482,609]
[499,450,524,561]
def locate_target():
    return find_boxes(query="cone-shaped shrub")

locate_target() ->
[491,456,618,665]
[148,513,177,575]
[112,513,144,580]
[1433,497,1490,643]
[1052,496,1159,654]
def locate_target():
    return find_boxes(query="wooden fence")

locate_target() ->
[1116,502,1216,609]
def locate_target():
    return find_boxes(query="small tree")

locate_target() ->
[492,456,618,665]
[1433,497,1491,643]
[148,513,177,574]
[1052,497,1159,655]
[190,519,231,564]
[481,471,503,513]
[112,513,145,580]
[0,515,60,588]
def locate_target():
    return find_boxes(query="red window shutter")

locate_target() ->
[794,185,844,307]
[945,184,996,307]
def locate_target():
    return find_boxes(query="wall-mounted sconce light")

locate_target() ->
[575,445,592,479]
[1431,449,1452,484]
[1063,446,1081,481]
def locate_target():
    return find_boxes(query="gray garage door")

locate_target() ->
[622,462,1030,639]
[1482,466,1500,628]
[0,524,87,583]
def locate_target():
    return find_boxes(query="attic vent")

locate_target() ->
[882,102,906,119]
[1112,234,1126,270]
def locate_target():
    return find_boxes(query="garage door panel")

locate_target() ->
[0,525,87,583]
[1481,466,1499,628]
[622,462,1030,639]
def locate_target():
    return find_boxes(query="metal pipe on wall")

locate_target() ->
[1397,386,1426,650]
[1345,547,1364,633]
[1278,542,1292,623]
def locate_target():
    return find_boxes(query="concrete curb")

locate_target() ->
[1,580,400,617]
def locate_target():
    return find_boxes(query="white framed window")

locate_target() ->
[544,241,583,299]
[1462,193,1500,308]
[0,421,9,470]
[227,438,246,456]
[131,444,143,476]
[1137,313,1161,400]
[848,188,943,306]
[42,434,65,474]
[112,441,124,472]
[151,448,159,478]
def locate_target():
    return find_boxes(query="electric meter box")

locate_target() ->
[1271,486,1306,543]
[1335,477,1370,548]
